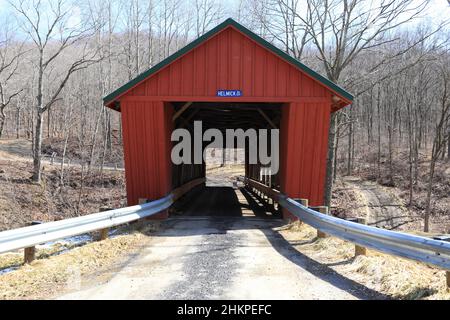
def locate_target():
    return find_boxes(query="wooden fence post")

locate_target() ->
[355,217,367,256]
[316,206,329,238]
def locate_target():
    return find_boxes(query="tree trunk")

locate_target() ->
[16,106,20,139]
[32,110,43,183]
[0,107,5,138]
[60,128,70,186]
[424,157,436,232]
[333,117,340,182]
[408,147,413,206]
[388,124,394,185]
[47,107,51,138]
[32,51,44,183]
[76,162,86,215]
[87,104,103,174]
[324,112,337,207]
[377,88,382,177]
[351,121,355,172]
[447,127,450,161]
[347,119,352,175]
[106,111,112,152]
[406,101,414,206]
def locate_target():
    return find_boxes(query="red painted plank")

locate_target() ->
[242,38,253,96]
[217,30,229,88]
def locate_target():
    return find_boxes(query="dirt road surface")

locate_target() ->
[342,176,413,229]
[0,139,122,170]
[58,216,383,300]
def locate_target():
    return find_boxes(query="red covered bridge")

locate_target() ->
[104,18,353,220]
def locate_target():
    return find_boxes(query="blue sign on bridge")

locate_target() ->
[216,90,242,97]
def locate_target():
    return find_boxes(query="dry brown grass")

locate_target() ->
[0,242,83,271]
[279,222,450,300]
[0,222,160,300]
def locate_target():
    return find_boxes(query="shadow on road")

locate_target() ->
[172,185,280,218]
[239,187,281,218]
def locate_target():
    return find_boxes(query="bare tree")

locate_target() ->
[0,18,24,138]
[194,0,223,37]
[245,0,311,59]
[11,0,100,183]
[277,0,438,207]
[424,58,450,232]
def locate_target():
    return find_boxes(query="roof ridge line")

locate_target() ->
[103,18,353,106]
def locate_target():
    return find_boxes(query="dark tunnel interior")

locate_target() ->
[170,101,283,219]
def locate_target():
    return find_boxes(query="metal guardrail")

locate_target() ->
[0,195,174,254]
[244,177,450,271]
[1,175,450,273]
[0,178,206,256]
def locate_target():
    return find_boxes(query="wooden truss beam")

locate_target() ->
[257,108,277,129]
[173,102,193,121]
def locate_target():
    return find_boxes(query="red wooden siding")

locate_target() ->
[121,100,173,215]
[125,27,328,100]
[280,102,331,212]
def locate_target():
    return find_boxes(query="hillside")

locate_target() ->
[0,139,126,231]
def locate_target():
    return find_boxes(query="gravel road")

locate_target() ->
[58,216,377,300]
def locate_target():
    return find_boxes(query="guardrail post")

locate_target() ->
[98,207,112,241]
[355,217,367,256]
[299,199,308,207]
[316,206,329,238]
[140,198,163,221]
[290,199,308,223]
[24,246,35,264]
[24,221,41,264]
[99,228,109,241]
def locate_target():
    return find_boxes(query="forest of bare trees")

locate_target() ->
[0,0,449,231]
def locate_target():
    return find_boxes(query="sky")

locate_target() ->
[0,0,448,35]
[421,0,450,25]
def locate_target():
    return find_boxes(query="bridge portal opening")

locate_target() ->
[204,148,245,187]
[170,101,282,218]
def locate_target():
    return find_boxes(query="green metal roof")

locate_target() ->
[103,18,354,106]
